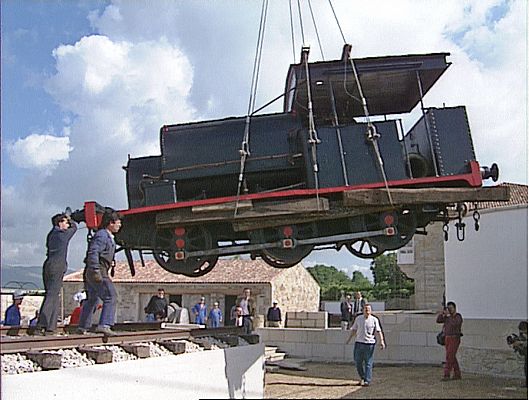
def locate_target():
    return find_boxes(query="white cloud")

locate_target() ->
[8,133,73,170]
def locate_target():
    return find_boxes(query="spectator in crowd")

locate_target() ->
[436,301,463,381]
[29,310,40,327]
[35,213,77,335]
[266,300,282,327]
[234,306,244,327]
[192,296,208,325]
[340,294,353,330]
[3,290,25,326]
[236,288,255,334]
[69,299,86,326]
[144,288,169,322]
[346,304,386,387]
[353,291,366,320]
[208,302,223,328]
[77,211,122,336]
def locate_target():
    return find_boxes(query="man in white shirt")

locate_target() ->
[346,304,385,387]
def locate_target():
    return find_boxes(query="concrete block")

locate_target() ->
[283,329,307,343]
[306,329,327,344]
[301,319,316,328]
[325,329,350,344]
[297,311,308,319]
[395,313,411,327]
[314,319,327,329]
[311,343,346,361]
[410,316,440,332]
[382,331,399,346]
[262,328,285,342]
[399,331,427,346]
[379,314,397,325]
[292,343,313,358]
[307,311,325,320]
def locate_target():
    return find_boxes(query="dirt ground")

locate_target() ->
[265,362,528,399]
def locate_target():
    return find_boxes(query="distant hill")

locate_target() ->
[0,265,77,290]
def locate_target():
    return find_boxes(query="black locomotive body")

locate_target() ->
[114,46,499,277]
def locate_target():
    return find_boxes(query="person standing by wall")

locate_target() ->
[144,288,169,322]
[3,290,25,326]
[208,302,223,328]
[353,291,366,320]
[192,296,208,325]
[35,213,77,335]
[266,301,282,327]
[346,304,385,387]
[340,294,353,330]
[436,301,463,381]
[237,288,255,334]
[77,211,122,336]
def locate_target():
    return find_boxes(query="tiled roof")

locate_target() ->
[470,182,527,210]
[64,258,288,284]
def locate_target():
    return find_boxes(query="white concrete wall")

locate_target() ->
[444,205,528,320]
[258,313,526,379]
[2,343,265,400]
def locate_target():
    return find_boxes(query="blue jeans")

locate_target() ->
[354,342,376,383]
[79,269,117,329]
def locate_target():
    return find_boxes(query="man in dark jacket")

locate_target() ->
[144,288,169,321]
[266,301,282,327]
[340,294,353,330]
[77,211,122,336]
[35,213,77,335]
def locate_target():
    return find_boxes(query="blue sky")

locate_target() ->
[1,0,527,280]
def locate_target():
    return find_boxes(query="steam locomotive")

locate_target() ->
[73,45,501,277]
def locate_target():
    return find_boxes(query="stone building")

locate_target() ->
[63,258,320,326]
[398,182,527,311]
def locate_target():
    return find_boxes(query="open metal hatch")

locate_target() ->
[284,45,451,123]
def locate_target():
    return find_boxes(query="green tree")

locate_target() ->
[370,253,414,302]
[307,264,373,301]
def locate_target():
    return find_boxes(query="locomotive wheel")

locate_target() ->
[370,209,417,251]
[251,223,316,268]
[153,226,218,276]
[345,239,385,259]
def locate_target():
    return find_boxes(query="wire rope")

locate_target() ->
[235,0,269,216]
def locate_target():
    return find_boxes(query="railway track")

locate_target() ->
[0,323,247,355]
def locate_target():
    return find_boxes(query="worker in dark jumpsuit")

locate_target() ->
[35,213,77,335]
[77,210,122,336]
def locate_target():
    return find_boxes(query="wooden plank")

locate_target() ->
[232,206,392,232]
[192,200,253,213]
[342,186,510,207]
[157,197,329,226]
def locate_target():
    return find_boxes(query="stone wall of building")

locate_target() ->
[270,264,320,316]
[63,282,272,324]
[399,224,445,310]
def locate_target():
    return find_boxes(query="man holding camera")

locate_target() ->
[436,301,463,381]
[508,321,527,387]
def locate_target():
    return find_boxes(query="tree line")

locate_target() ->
[307,253,414,302]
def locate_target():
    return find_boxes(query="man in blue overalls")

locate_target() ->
[77,210,122,336]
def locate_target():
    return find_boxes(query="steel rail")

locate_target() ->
[0,326,244,355]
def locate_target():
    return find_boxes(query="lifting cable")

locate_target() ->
[235,0,269,217]
[295,0,322,211]
[327,0,394,207]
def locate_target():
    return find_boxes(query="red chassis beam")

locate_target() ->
[115,161,482,217]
